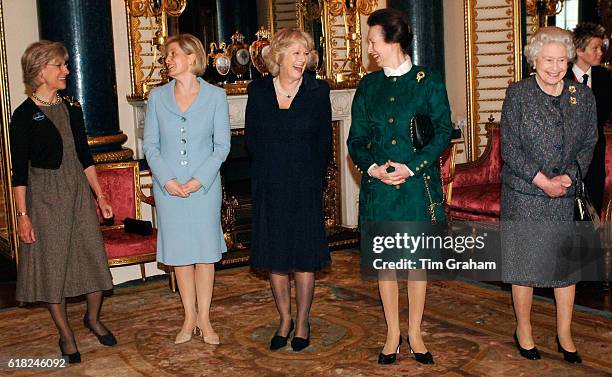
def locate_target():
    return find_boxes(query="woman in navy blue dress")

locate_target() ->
[246,28,332,352]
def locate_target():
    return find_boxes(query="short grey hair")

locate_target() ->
[524,26,576,66]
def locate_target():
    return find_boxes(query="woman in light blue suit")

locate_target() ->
[143,34,230,345]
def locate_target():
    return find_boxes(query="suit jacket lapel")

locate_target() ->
[161,79,185,116]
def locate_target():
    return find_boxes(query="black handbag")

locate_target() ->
[409,114,439,222]
[409,114,435,150]
[574,162,602,229]
[124,218,154,236]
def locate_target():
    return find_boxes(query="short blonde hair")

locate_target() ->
[165,34,207,76]
[265,28,318,77]
[524,26,575,66]
[21,40,68,95]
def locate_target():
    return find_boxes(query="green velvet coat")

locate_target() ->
[347,66,452,223]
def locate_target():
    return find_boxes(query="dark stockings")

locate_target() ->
[48,291,109,354]
[85,290,110,336]
[294,272,314,338]
[270,272,315,338]
[48,300,77,354]
[270,273,292,336]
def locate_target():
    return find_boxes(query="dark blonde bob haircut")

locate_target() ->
[264,28,318,77]
[165,33,207,76]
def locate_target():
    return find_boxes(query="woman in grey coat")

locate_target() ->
[500,27,597,364]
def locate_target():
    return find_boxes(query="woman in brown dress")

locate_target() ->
[9,41,116,363]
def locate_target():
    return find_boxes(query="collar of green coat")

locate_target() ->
[369,65,426,82]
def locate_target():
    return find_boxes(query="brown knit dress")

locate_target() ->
[15,102,113,303]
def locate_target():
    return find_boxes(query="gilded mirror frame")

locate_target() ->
[463,0,523,161]
[0,2,18,259]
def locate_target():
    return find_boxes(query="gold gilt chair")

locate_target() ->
[95,161,168,286]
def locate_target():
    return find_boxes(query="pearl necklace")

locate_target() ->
[273,77,302,99]
[31,92,62,106]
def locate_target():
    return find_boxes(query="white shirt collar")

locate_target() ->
[571,65,592,87]
[383,55,413,77]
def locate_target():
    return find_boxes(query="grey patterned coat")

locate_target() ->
[500,76,598,287]
[501,75,597,200]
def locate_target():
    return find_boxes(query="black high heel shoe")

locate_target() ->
[270,320,294,350]
[291,323,310,352]
[556,336,582,364]
[58,339,81,364]
[84,314,117,347]
[378,335,402,364]
[407,336,434,364]
[513,331,540,360]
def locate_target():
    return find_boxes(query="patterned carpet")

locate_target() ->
[1,251,610,376]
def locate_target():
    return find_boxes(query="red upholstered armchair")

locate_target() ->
[447,122,502,223]
[95,161,157,281]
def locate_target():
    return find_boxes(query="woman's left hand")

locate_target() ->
[381,161,411,186]
[97,196,113,219]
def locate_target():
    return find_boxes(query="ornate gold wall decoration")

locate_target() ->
[464,0,522,160]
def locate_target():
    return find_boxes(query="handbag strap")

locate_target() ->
[575,160,584,181]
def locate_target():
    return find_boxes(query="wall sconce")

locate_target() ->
[526,0,564,30]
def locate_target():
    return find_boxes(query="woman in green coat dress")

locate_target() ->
[347,8,452,365]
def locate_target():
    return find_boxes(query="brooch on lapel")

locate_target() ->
[61,95,81,107]
[568,85,577,105]
[416,71,425,83]
[33,112,45,122]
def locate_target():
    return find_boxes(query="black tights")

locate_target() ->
[270,272,315,338]
[47,291,108,353]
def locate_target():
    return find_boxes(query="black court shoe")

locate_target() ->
[407,336,434,364]
[513,332,541,360]
[378,335,402,365]
[291,323,310,352]
[58,339,81,364]
[557,336,582,364]
[84,314,117,347]
[270,320,294,350]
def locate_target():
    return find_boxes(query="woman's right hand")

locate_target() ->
[164,179,189,197]
[17,216,36,244]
